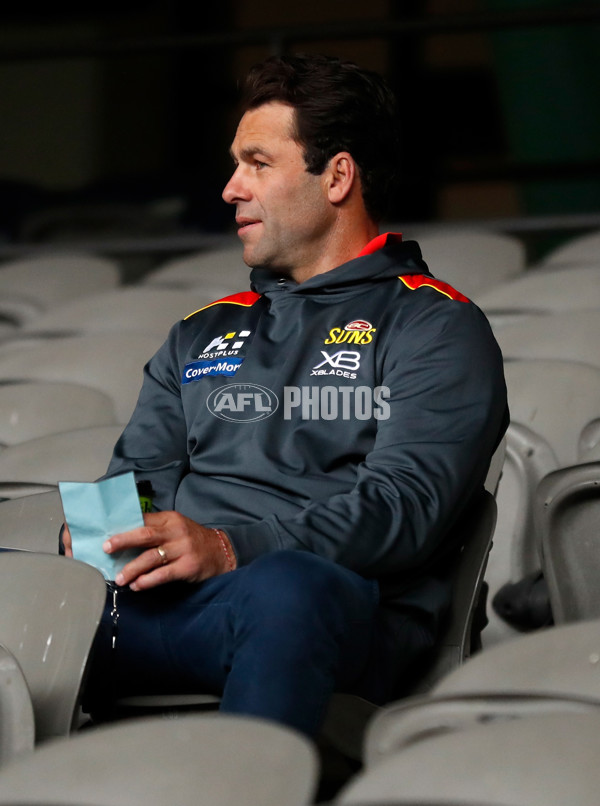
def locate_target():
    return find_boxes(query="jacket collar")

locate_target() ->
[250,233,430,296]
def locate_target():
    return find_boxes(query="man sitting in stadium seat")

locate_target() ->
[62,53,508,737]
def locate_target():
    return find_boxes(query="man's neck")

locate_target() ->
[289,220,379,284]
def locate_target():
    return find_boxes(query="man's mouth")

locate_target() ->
[236,218,261,232]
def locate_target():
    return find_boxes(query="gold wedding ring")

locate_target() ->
[156,545,168,565]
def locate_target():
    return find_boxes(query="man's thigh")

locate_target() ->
[85,550,380,701]
[85,571,236,705]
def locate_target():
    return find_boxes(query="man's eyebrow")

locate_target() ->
[230,145,275,163]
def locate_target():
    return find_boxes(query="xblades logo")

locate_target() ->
[310,350,361,379]
[313,351,361,371]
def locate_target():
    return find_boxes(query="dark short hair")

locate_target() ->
[241,53,401,222]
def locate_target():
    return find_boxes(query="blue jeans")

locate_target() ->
[85,550,429,737]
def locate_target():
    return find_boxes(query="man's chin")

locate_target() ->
[242,248,293,278]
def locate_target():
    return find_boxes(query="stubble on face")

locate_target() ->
[225,103,335,283]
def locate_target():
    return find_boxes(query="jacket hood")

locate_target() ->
[249,234,431,297]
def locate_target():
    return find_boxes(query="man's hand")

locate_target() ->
[107,511,236,590]
[63,511,236,591]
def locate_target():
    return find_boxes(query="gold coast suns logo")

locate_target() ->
[324,320,376,346]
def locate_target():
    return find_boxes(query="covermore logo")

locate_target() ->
[206,383,390,422]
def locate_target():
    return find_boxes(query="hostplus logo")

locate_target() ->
[198,330,252,360]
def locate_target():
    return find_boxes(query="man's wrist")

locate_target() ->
[213,528,236,572]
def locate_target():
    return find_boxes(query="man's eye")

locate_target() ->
[255,160,268,170]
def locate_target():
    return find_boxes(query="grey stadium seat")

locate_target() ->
[0,713,319,806]
[0,552,106,743]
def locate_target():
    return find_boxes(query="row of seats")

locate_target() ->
[1,548,600,804]
[1,225,600,803]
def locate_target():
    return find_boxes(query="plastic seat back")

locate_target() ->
[483,422,558,647]
[363,690,597,770]
[0,382,117,446]
[143,240,246,292]
[364,618,600,769]
[482,359,600,647]
[494,310,600,370]
[408,488,497,694]
[0,491,64,553]
[477,264,600,329]
[0,644,35,766]
[538,462,600,623]
[435,618,600,699]
[0,713,318,806]
[0,332,163,423]
[0,552,106,741]
[0,253,120,312]
[415,228,525,301]
[0,425,124,500]
[504,359,600,468]
[340,712,600,806]
[540,228,600,267]
[19,287,227,339]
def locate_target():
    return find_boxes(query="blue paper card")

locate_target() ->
[59,472,144,581]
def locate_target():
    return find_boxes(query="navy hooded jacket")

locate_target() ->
[105,233,508,621]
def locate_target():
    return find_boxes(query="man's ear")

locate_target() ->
[326,152,357,204]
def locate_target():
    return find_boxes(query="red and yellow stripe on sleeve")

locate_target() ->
[399,274,469,302]
[184,291,261,320]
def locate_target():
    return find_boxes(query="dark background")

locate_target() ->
[1,0,599,257]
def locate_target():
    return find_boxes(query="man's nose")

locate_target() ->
[222,167,249,205]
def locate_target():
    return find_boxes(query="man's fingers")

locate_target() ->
[62,524,73,557]
[115,545,173,587]
[104,525,156,554]
[104,512,185,554]
[129,566,173,592]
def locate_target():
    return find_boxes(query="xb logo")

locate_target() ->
[313,351,361,371]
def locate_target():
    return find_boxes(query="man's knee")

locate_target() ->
[235,550,377,628]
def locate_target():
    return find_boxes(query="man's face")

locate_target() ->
[222,102,333,279]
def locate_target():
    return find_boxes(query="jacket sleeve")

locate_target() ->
[224,301,509,579]
[102,326,191,511]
